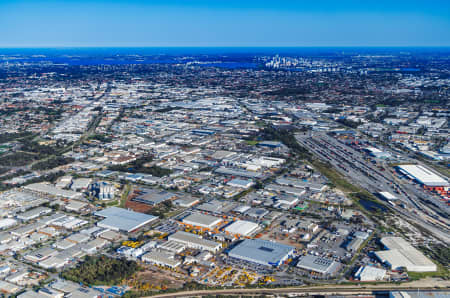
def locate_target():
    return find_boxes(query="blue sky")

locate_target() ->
[1,0,449,47]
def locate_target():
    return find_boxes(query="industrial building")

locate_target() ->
[182,213,221,229]
[265,184,305,198]
[168,231,222,253]
[173,196,200,208]
[396,165,449,196]
[227,178,254,189]
[0,218,17,230]
[275,178,327,193]
[228,239,294,267]
[157,240,186,253]
[345,237,364,252]
[354,266,386,281]
[195,200,233,214]
[94,207,158,233]
[131,188,177,206]
[296,255,342,276]
[215,167,263,179]
[365,147,391,159]
[23,183,83,200]
[374,237,437,272]
[248,156,285,168]
[141,250,181,268]
[224,220,259,237]
[16,207,52,221]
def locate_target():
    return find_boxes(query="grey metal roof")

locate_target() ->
[228,239,294,266]
[131,188,175,206]
[182,213,221,228]
[297,255,341,275]
[95,207,158,232]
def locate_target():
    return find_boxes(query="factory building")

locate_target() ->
[141,250,181,268]
[16,207,52,221]
[131,188,177,206]
[354,266,386,281]
[228,239,294,267]
[224,220,259,237]
[23,183,83,200]
[94,207,158,233]
[396,165,449,196]
[215,167,264,179]
[182,213,221,229]
[168,231,222,253]
[365,147,391,159]
[296,255,342,276]
[227,178,254,189]
[374,237,437,272]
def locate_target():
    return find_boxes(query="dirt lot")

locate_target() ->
[259,230,304,249]
[125,198,153,213]
[137,269,185,290]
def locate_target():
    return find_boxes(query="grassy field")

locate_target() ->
[120,184,131,208]
[246,140,259,145]
[407,264,450,281]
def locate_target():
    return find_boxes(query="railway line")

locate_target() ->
[148,286,450,298]
[295,133,450,243]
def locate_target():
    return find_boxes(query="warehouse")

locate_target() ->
[275,178,327,193]
[168,231,222,253]
[131,188,177,206]
[374,237,437,272]
[16,207,52,221]
[157,240,186,253]
[23,183,82,199]
[354,266,386,281]
[224,220,259,237]
[396,165,448,195]
[182,213,221,229]
[244,208,269,219]
[296,255,342,276]
[266,184,305,197]
[196,200,233,214]
[227,178,254,189]
[141,250,181,268]
[95,207,158,233]
[0,218,17,230]
[215,167,264,179]
[174,196,200,208]
[249,156,285,168]
[345,237,364,252]
[228,239,294,267]
[365,147,391,159]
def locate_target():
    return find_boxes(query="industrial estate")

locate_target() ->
[0,48,448,298]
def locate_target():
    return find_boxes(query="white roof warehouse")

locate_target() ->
[94,207,158,233]
[374,237,437,272]
[397,165,448,187]
[182,213,222,229]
